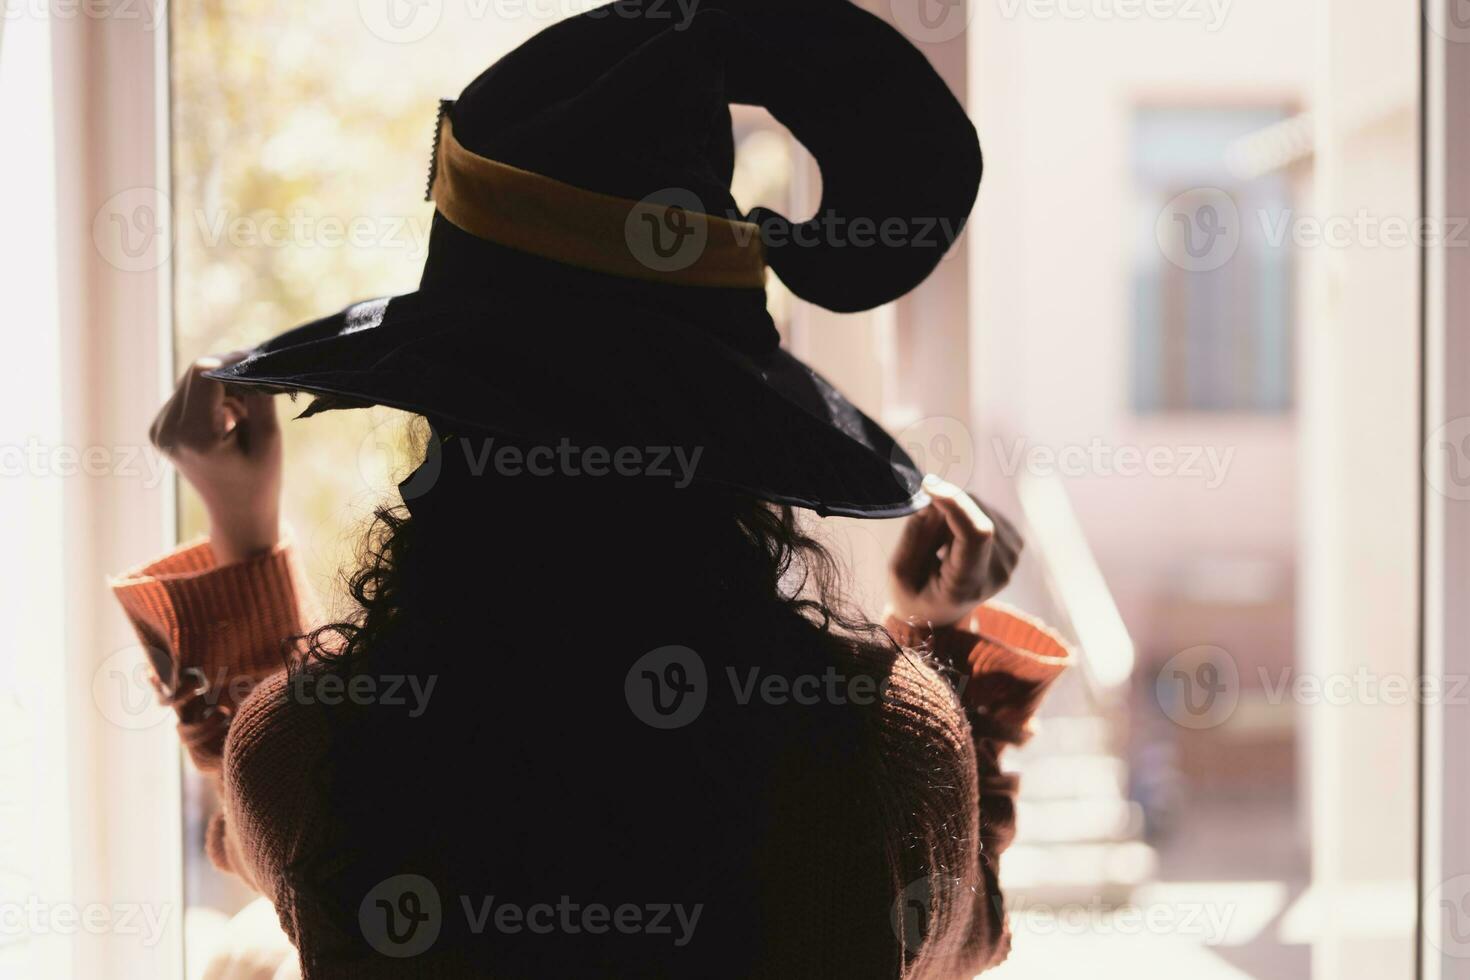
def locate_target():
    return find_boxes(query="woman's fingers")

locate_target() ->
[925,478,994,585]
[176,361,232,453]
[149,353,255,456]
[230,385,280,456]
[888,477,1022,625]
[891,501,946,586]
[151,361,223,455]
[974,494,1024,565]
[968,492,1023,592]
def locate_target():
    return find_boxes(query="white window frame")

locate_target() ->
[2,5,184,979]
[1419,2,1470,976]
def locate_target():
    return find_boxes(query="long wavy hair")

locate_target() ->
[286,419,896,967]
[299,423,883,675]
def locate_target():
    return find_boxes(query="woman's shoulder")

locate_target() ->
[834,633,976,769]
[226,666,334,771]
[830,634,983,859]
[754,632,982,967]
[221,666,337,881]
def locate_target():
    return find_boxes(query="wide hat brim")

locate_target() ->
[206,283,931,519]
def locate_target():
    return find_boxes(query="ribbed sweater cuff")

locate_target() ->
[111,537,315,683]
[885,602,1071,744]
[109,538,318,769]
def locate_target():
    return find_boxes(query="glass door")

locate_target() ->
[163,2,1433,978]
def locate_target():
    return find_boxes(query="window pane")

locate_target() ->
[966,1,1420,976]
[1131,106,1295,414]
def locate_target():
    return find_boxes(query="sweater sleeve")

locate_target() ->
[883,603,1071,975]
[110,538,322,886]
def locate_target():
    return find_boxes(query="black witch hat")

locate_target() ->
[206,0,981,518]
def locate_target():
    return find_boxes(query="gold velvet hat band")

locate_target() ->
[426,108,767,290]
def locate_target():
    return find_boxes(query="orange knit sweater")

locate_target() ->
[112,539,1069,978]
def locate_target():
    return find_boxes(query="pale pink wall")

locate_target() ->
[966,0,1315,639]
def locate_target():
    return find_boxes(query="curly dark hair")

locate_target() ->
[291,423,876,681]
[284,421,899,965]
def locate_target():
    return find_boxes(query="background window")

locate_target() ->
[1131,106,1295,414]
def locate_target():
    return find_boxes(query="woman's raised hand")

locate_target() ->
[149,354,282,565]
[887,476,1022,629]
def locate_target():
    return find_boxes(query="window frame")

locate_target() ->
[1418,1,1470,975]
[28,0,1467,975]
[27,6,186,979]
